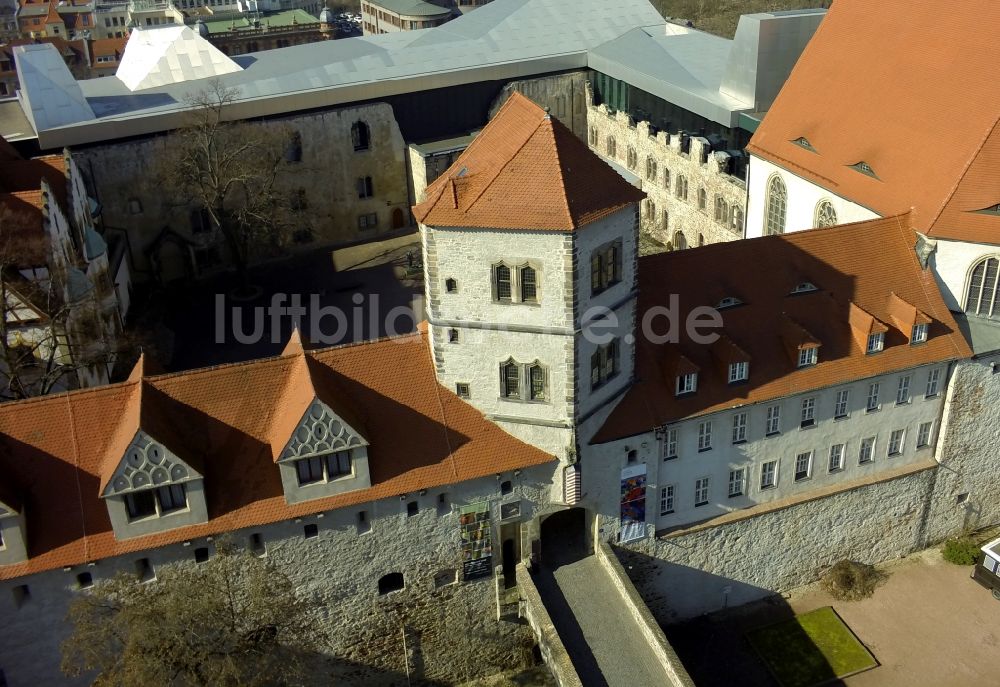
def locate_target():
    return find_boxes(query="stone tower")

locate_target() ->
[413,92,645,496]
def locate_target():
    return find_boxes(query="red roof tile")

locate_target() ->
[413,92,645,231]
[592,213,971,444]
[0,330,554,580]
[747,0,1000,244]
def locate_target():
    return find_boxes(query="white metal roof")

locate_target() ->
[116,25,243,92]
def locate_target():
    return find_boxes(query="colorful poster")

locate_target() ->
[620,463,647,543]
[460,502,493,580]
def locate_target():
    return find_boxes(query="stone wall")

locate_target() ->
[74,101,410,280]
[0,465,557,686]
[516,563,583,687]
[584,90,746,252]
[490,71,590,142]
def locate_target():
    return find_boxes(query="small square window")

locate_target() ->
[76,572,94,589]
[406,501,418,517]
[303,523,319,539]
[357,510,371,534]
[448,328,459,343]
[135,558,155,583]
[249,533,267,556]
[445,278,458,293]
[500,480,513,495]
[437,493,449,516]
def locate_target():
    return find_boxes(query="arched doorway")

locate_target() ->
[391,207,405,229]
[540,507,587,568]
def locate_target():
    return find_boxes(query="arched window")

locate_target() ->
[731,206,744,233]
[673,231,687,250]
[606,136,616,158]
[626,146,637,170]
[492,263,512,301]
[764,175,787,235]
[500,359,520,399]
[965,257,1000,319]
[528,362,546,401]
[814,200,837,228]
[698,233,705,247]
[378,572,404,595]
[519,265,537,302]
[647,198,656,219]
[588,126,598,146]
[714,196,728,223]
[662,168,670,190]
[351,121,370,151]
[646,156,657,182]
[697,187,707,211]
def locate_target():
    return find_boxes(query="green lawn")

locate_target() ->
[746,607,878,687]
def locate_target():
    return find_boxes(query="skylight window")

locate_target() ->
[716,296,743,309]
[789,282,818,295]
[791,137,816,152]
[850,161,879,179]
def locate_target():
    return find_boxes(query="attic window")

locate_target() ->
[676,373,697,396]
[716,296,742,309]
[728,362,748,384]
[791,137,816,152]
[798,347,818,367]
[973,203,1000,216]
[789,282,818,295]
[850,161,879,179]
[911,323,928,344]
[866,332,885,354]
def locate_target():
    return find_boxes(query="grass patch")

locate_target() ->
[746,607,877,687]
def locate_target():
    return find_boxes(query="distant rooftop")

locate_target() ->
[368,0,452,17]
[198,8,318,33]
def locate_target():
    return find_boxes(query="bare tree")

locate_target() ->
[0,213,124,400]
[61,540,327,687]
[154,80,294,291]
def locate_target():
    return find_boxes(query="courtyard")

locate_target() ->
[666,548,1000,687]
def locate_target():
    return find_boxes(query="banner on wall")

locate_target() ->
[459,502,493,580]
[619,463,647,543]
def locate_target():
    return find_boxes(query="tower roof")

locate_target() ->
[413,92,645,231]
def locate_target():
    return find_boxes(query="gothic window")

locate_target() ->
[714,196,728,223]
[698,233,705,247]
[645,156,657,182]
[814,200,837,228]
[675,175,688,200]
[500,359,521,399]
[965,257,1000,320]
[351,121,370,151]
[764,175,787,235]
[647,199,656,220]
[493,263,512,302]
[519,265,537,302]
[662,168,670,190]
[731,206,744,233]
[528,363,546,401]
[606,136,616,158]
[626,146,637,170]
[591,239,622,295]
[673,231,687,251]
[588,126,598,146]
[445,278,457,293]
[697,187,707,211]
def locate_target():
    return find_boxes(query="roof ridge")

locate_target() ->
[545,115,576,228]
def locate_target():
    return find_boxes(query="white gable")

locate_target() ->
[102,430,202,497]
[279,399,368,462]
[116,25,243,92]
[14,44,96,132]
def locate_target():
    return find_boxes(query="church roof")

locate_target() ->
[746,0,1000,245]
[593,213,971,444]
[0,329,554,580]
[413,92,645,231]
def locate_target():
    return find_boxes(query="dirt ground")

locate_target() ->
[666,547,1000,687]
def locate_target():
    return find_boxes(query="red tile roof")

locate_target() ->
[746,0,1000,244]
[0,330,555,580]
[592,213,971,444]
[413,91,645,231]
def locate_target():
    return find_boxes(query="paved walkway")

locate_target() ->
[535,555,676,687]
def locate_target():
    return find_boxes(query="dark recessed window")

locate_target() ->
[445,278,457,293]
[76,572,93,589]
[378,572,404,595]
[406,501,418,517]
[12,584,30,608]
[194,547,210,564]
[500,480,513,495]
[456,383,470,399]
[357,510,371,534]
[135,558,155,583]
[304,523,319,539]
[249,533,266,556]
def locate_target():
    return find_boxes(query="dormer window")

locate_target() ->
[295,450,353,486]
[676,373,697,395]
[911,323,928,344]
[790,282,817,295]
[717,296,742,309]
[124,485,187,521]
[798,347,818,367]
[850,161,879,179]
[728,362,748,384]
[791,136,816,152]
[866,332,884,354]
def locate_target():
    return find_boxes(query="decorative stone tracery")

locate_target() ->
[107,431,195,495]
[279,400,366,462]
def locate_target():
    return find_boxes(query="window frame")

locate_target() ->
[794,451,812,481]
[911,323,928,344]
[765,404,781,436]
[800,397,816,428]
[732,412,747,444]
[295,450,354,486]
[834,389,850,419]
[591,339,621,390]
[764,175,787,236]
[866,382,881,412]
[728,361,749,384]
[591,239,623,295]
[798,347,818,367]
[925,369,941,398]
[859,436,876,464]
[697,421,712,452]
[887,429,905,457]
[760,460,778,490]
[828,443,845,472]
[964,256,1000,320]
[866,332,885,354]
[659,484,675,515]
[896,375,911,405]
[663,428,678,460]
[694,476,710,507]
[676,373,697,396]
[916,421,933,448]
[728,468,745,498]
